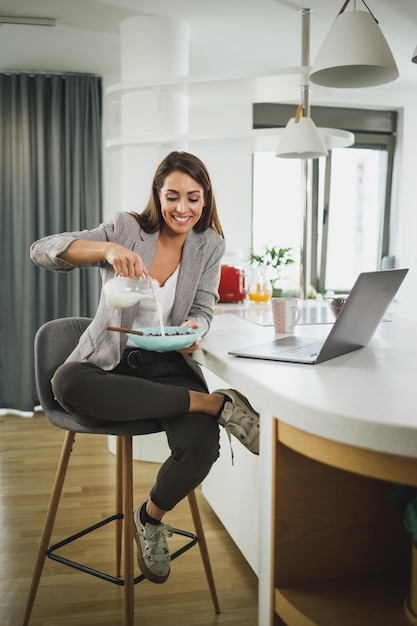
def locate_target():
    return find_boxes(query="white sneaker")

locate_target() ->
[133,507,173,584]
[215,389,260,456]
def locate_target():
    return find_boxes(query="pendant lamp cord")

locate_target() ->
[294,104,304,123]
[338,0,378,24]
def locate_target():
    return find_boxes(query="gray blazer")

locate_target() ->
[31,212,226,379]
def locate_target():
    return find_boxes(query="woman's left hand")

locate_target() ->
[177,320,201,354]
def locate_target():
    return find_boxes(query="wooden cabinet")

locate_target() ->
[273,421,417,625]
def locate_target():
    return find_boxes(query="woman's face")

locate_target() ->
[158,170,205,236]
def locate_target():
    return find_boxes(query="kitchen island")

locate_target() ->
[196,307,417,625]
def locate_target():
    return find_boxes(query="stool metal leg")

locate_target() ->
[22,430,76,626]
[122,436,135,626]
[187,490,221,614]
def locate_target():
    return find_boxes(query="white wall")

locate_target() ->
[102,74,417,321]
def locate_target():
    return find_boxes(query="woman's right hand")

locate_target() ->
[105,243,148,278]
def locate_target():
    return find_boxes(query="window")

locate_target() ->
[252,104,397,294]
[252,153,302,292]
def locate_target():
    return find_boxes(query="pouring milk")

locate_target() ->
[104,276,165,336]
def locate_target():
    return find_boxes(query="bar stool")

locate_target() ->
[23,317,220,625]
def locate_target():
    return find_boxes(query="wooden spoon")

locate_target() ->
[107,325,144,336]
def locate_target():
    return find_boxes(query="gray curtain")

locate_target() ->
[0,73,103,411]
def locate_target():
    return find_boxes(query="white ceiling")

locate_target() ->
[0,0,416,94]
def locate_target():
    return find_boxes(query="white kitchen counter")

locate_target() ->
[198,310,417,459]
[196,308,417,626]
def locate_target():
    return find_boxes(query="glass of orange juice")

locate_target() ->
[248,268,272,302]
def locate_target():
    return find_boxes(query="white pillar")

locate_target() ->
[119,16,190,211]
[109,16,190,461]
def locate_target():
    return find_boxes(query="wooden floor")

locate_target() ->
[0,412,258,626]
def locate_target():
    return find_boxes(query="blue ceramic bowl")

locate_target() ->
[127,326,204,352]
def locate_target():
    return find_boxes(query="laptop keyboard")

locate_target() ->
[278,340,324,359]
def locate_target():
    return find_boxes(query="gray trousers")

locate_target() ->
[51,348,220,511]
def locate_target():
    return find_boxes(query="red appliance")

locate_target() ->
[218,265,245,302]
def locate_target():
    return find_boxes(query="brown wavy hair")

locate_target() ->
[128,151,224,237]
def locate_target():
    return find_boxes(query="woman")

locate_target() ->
[30,150,259,585]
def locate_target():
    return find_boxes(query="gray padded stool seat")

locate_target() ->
[22,317,219,626]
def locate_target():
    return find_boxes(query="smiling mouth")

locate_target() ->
[173,215,192,223]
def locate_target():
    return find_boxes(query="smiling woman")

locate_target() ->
[160,172,204,228]
[30,149,261,586]
[152,170,206,286]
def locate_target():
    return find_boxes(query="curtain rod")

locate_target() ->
[0,70,101,78]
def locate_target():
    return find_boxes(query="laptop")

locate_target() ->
[228,269,408,364]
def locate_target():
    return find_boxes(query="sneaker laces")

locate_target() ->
[220,401,258,464]
[141,523,174,563]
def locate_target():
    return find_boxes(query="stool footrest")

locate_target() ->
[46,515,198,586]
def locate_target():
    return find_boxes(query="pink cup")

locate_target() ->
[272,297,302,333]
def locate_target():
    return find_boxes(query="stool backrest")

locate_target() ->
[33,316,163,436]
[34,317,92,412]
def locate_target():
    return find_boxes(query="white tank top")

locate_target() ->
[126,265,180,346]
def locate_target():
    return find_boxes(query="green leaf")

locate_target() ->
[249,245,294,273]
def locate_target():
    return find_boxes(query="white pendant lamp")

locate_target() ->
[275,125,354,152]
[275,7,353,160]
[412,45,417,64]
[276,104,328,159]
[310,0,399,88]
[319,127,355,149]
